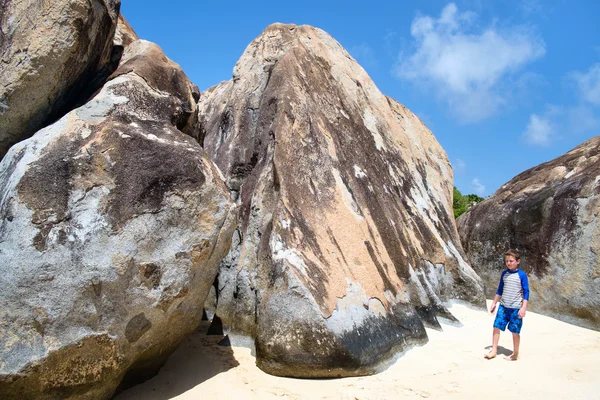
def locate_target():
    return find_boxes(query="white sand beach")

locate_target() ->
[116,301,600,400]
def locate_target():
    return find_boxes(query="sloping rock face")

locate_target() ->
[0,0,121,160]
[458,137,600,330]
[198,23,485,377]
[114,13,139,48]
[0,39,237,399]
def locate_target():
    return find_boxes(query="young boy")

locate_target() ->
[484,249,529,361]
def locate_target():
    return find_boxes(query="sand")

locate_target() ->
[115,301,600,399]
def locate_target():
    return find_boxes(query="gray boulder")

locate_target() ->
[0,39,237,399]
[0,0,121,159]
[458,136,600,330]
[198,23,485,377]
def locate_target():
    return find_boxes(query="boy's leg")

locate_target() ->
[486,304,509,359]
[505,308,523,360]
[504,333,520,360]
[484,328,500,359]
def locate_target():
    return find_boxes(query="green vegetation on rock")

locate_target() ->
[453,187,484,218]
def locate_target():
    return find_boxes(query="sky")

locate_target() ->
[121,0,600,197]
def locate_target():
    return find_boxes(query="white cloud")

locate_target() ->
[394,3,545,123]
[521,64,600,145]
[472,178,486,196]
[570,63,600,106]
[567,105,600,133]
[522,102,598,146]
[522,114,554,146]
[453,158,466,175]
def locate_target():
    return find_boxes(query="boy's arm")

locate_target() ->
[519,300,528,318]
[490,271,505,313]
[519,270,530,318]
[490,294,501,313]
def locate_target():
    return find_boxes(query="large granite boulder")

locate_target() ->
[0,39,237,399]
[458,137,600,330]
[0,0,121,160]
[198,23,485,377]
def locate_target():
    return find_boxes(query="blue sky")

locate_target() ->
[121,0,600,197]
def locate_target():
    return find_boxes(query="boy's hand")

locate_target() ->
[518,307,526,318]
[489,303,497,313]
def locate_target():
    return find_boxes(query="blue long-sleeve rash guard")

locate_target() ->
[496,269,529,309]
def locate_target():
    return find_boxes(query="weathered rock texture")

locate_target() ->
[198,23,485,377]
[0,0,121,160]
[458,137,600,330]
[0,39,237,399]
[113,13,139,48]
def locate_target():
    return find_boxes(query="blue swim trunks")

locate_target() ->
[493,304,523,334]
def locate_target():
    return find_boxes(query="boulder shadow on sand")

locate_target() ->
[114,320,239,400]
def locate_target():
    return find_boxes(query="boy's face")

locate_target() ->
[505,255,520,271]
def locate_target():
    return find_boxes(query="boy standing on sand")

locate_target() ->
[484,249,530,361]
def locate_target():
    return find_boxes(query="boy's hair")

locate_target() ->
[504,248,520,260]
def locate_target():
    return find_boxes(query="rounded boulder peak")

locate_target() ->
[198,23,485,377]
[231,23,354,76]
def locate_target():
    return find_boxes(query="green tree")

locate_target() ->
[453,188,485,218]
[453,186,468,218]
[465,194,484,207]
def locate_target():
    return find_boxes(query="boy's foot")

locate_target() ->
[503,353,518,361]
[484,352,496,359]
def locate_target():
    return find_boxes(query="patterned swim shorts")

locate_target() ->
[493,304,523,334]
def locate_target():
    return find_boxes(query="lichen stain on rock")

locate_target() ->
[280,47,436,286]
[191,239,212,264]
[125,313,152,343]
[42,335,119,386]
[157,284,190,312]
[363,241,395,292]
[15,132,86,251]
[15,118,208,247]
[113,253,136,276]
[99,121,206,231]
[108,42,200,130]
[0,334,121,400]
[139,263,162,289]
